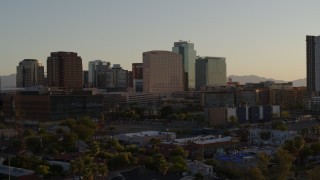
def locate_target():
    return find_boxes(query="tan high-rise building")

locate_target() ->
[47,52,83,89]
[143,51,184,93]
[16,59,45,87]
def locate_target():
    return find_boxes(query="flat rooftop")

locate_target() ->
[174,135,232,145]
[0,165,34,177]
[121,131,174,137]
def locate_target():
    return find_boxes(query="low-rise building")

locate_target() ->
[172,135,238,159]
[103,92,158,111]
[0,129,18,139]
[205,107,226,126]
[248,128,297,146]
[114,131,176,146]
[0,165,38,180]
[187,160,214,177]
[2,91,103,120]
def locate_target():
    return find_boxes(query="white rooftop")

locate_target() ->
[174,135,232,145]
[0,165,34,177]
[122,131,174,137]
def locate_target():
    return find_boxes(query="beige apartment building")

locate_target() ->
[143,51,184,93]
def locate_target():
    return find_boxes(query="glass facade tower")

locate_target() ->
[172,41,196,90]
[88,60,111,88]
[195,57,226,90]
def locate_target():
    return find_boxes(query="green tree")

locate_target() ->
[283,136,305,171]
[70,157,85,178]
[90,141,101,157]
[257,152,270,178]
[70,155,95,179]
[158,158,169,176]
[149,138,161,155]
[281,111,290,119]
[271,120,288,131]
[307,166,320,180]
[61,132,78,152]
[110,139,124,152]
[96,162,108,180]
[100,112,105,121]
[170,146,189,158]
[60,119,76,129]
[108,152,132,170]
[35,165,50,177]
[229,115,238,127]
[5,155,42,170]
[169,156,188,173]
[244,167,265,180]
[270,148,294,180]
[72,124,95,141]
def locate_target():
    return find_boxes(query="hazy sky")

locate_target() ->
[1,1,320,81]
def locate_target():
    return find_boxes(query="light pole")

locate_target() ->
[8,156,10,180]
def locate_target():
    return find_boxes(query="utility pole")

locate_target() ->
[8,156,10,180]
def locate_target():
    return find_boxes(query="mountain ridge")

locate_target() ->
[227,75,306,87]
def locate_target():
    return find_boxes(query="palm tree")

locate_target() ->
[96,162,108,180]
[150,138,161,155]
[283,136,305,175]
[91,141,101,158]
[70,157,84,179]
[158,158,169,176]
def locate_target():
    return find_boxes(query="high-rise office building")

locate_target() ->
[96,64,129,90]
[172,41,197,90]
[195,57,226,89]
[16,59,45,87]
[88,60,111,88]
[306,35,320,95]
[83,70,89,88]
[47,52,83,89]
[143,51,184,93]
[112,64,129,88]
[132,63,143,92]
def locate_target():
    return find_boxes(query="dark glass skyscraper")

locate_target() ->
[306,35,318,95]
[16,59,45,87]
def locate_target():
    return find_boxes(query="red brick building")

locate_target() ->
[47,52,83,90]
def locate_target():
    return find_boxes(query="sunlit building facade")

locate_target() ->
[172,41,197,90]
[143,51,184,93]
[195,56,226,89]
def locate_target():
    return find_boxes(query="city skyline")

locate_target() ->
[1,1,320,81]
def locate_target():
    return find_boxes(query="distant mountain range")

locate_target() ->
[227,75,306,87]
[0,74,306,89]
